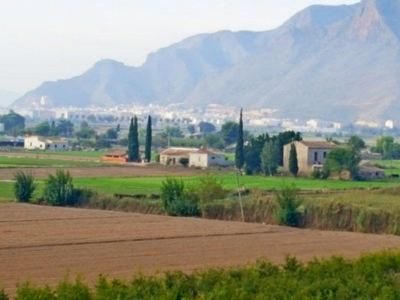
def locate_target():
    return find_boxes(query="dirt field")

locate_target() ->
[2,203,400,294]
[0,165,207,180]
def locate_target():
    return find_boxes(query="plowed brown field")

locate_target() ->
[0,165,207,180]
[1,203,400,294]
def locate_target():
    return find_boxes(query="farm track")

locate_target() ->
[2,203,400,295]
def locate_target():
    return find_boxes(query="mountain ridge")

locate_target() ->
[12,0,400,123]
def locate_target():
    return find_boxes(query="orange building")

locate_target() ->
[100,150,128,163]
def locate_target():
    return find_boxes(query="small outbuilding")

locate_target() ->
[189,148,232,168]
[24,136,69,151]
[100,150,128,163]
[358,163,386,180]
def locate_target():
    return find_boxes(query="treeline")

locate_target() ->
[4,251,400,299]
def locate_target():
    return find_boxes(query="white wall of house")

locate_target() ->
[24,136,69,151]
[24,136,47,150]
[189,152,231,168]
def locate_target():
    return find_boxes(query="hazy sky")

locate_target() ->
[1,0,359,95]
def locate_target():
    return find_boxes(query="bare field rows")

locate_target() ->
[0,165,207,180]
[1,204,400,294]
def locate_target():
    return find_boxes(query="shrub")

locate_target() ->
[13,171,36,202]
[43,170,74,206]
[160,177,199,216]
[179,157,189,167]
[274,184,302,227]
[187,174,228,208]
[0,289,8,300]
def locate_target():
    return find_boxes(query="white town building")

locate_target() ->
[24,136,69,151]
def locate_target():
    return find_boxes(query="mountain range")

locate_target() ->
[12,0,400,123]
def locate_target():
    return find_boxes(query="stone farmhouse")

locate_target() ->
[160,147,232,168]
[283,141,337,174]
[24,136,69,151]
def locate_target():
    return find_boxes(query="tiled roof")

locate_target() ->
[105,150,127,157]
[299,141,337,149]
[161,147,199,156]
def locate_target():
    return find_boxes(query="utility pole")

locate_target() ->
[235,168,245,222]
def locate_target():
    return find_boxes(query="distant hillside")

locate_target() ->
[0,90,20,107]
[12,0,400,123]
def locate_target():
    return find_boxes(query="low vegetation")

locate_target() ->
[5,251,400,299]
[13,171,36,203]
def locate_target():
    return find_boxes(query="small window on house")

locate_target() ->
[47,144,50,148]
[63,145,66,148]
[323,152,327,158]
[314,152,318,161]
[40,144,42,148]
[211,157,215,160]
[55,145,57,148]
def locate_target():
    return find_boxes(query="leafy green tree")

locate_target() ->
[95,135,112,148]
[325,148,349,179]
[164,126,183,138]
[145,115,152,162]
[76,121,96,140]
[235,109,245,170]
[374,136,395,158]
[347,135,366,151]
[56,120,74,137]
[244,134,270,175]
[261,140,279,176]
[50,121,58,136]
[35,122,51,136]
[204,133,225,150]
[289,143,299,176]
[160,177,199,216]
[274,183,302,227]
[221,121,239,145]
[13,171,36,202]
[106,128,118,140]
[187,125,196,134]
[0,110,25,132]
[43,170,74,206]
[128,116,140,162]
[199,122,216,133]
[347,148,361,180]
[275,131,302,166]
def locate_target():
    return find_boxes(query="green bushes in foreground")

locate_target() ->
[6,251,400,299]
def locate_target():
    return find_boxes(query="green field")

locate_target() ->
[27,150,107,157]
[1,174,400,201]
[0,156,104,168]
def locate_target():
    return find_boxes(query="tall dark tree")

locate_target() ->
[145,115,152,162]
[235,109,245,170]
[116,124,121,133]
[289,143,299,176]
[128,116,140,162]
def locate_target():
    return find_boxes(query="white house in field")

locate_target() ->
[160,147,233,168]
[189,148,233,168]
[24,136,69,151]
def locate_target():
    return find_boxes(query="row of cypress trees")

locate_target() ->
[128,115,152,162]
[234,108,299,176]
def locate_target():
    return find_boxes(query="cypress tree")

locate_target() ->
[145,115,152,162]
[132,115,140,162]
[128,117,135,161]
[235,109,245,170]
[289,143,299,176]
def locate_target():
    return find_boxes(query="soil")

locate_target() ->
[0,165,208,180]
[1,203,400,294]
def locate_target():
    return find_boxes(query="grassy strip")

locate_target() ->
[0,157,103,168]
[5,251,400,299]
